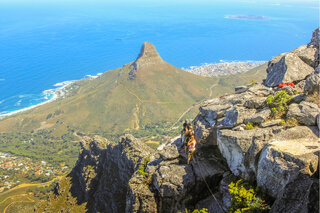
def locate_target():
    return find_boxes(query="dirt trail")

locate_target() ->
[170,82,218,129]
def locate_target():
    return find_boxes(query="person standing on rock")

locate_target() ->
[187,133,197,164]
[181,119,191,150]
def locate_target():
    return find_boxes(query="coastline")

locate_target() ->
[0,81,74,119]
[0,61,263,119]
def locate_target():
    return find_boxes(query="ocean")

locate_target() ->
[0,0,319,116]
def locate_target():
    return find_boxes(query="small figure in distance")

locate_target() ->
[184,123,193,154]
[181,119,191,149]
[187,133,197,164]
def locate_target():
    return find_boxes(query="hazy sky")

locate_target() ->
[1,0,319,4]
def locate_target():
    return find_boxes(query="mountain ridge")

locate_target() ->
[0,42,266,137]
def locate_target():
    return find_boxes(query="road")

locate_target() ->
[0,176,62,197]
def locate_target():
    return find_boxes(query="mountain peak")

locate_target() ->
[136,42,162,61]
[129,42,164,80]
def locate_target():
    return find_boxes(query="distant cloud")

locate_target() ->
[0,79,5,81]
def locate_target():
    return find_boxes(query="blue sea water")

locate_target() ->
[0,0,319,115]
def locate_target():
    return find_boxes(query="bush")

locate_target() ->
[192,208,208,213]
[266,90,292,118]
[228,180,270,213]
[137,157,150,176]
[279,117,298,127]
[245,122,258,130]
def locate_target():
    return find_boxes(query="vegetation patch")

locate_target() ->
[192,208,208,213]
[137,157,150,176]
[266,90,292,118]
[228,179,270,213]
[279,117,298,127]
[245,122,258,130]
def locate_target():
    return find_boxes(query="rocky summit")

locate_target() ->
[37,28,319,213]
[129,42,165,80]
[264,28,319,87]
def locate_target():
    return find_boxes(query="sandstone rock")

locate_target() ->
[243,97,266,109]
[304,71,320,93]
[244,108,271,125]
[315,64,320,74]
[287,101,319,126]
[152,160,195,212]
[69,135,153,213]
[317,114,320,130]
[257,139,319,198]
[292,45,318,67]
[235,85,248,94]
[272,126,319,141]
[295,80,307,93]
[270,174,319,213]
[195,195,224,213]
[217,128,274,178]
[308,27,320,49]
[290,93,307,104]
[199,103,232,123]
[264,52,314,87]
[158,144,180,160]
[194,115,217,145]
[232,124,246,131]
[260,119,282,128]
[221,107,256,128]
[126,176,157,213]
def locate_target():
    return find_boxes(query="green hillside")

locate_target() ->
[0,43,214,136]
[0,43,267,139]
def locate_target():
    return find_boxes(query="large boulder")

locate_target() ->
[270,174,319,213]
[217,128,274,178]
[220,107,256,128]
[264,52,314,87]
[257,139,319,198]
[304,71,320,93]
[243,108,271,125]
[152,159,195,212]
[287,101,319,126]
[292,45,318,68]
[308,27,320,49]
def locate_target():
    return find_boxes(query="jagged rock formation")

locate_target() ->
[264,28,319,87]
[128,42,165,80]
[44,28,319,213]
[68,135,153,212]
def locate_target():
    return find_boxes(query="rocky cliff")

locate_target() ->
[43,28,319,212]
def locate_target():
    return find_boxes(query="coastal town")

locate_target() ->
[0,152,68,192]
[182,60,266,77]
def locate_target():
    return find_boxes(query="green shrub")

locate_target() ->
[279,117,298,127]
[279,120,286,126]
[228,180,270,213]
[192,208,208,213]
[245,122,258,130]
[266,91,292,118]
[137,157,150,176]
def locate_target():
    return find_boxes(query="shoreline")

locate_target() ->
[0,61,263,119]
[0,81,74,119]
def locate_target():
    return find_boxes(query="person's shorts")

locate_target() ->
[188,149,195,157]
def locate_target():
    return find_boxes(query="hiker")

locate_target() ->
[184,125,193,154]
[187,134,197,164]
[181,119,191,148]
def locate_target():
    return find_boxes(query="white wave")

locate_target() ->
[85,74,99,79]
[0,78,5,81]
[0,93,58,119]
[54,80,75,87]
[14,100,22,106]
[97,73,103,76]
